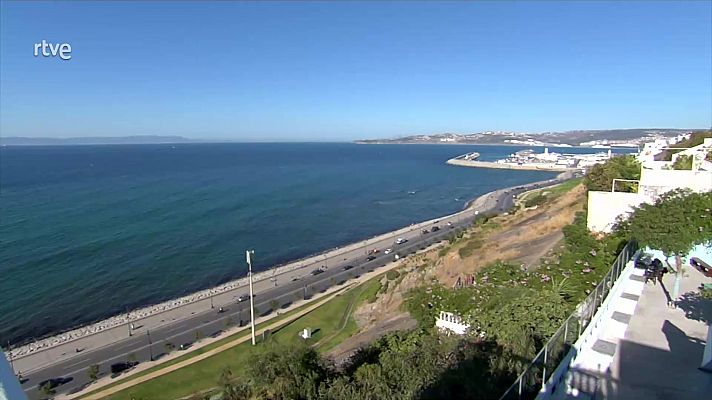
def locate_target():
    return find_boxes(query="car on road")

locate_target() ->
[179,342,192,350]
[237,294,252,302]
[395,237,407,244]
[366,255,377,261]
[384,248,393,254]
[447,222,454,228]
[291,276,301,282]
[431,226,440,232]
[343,265,355,270]
[421,229,430,234]
[311,268,325,276]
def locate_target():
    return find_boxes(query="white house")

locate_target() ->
[587,139,712,233]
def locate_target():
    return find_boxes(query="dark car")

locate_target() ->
[311,268,324,275]
[237,294,252,302]
[421,229,430,234]
[179,342,192,350]
[366,255,377,261]
[431,226,440,232]
[110,362,138,375]
[343,265,355,270]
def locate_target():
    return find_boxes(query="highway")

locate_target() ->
[18,175,569,399]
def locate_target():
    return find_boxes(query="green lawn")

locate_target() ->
[105,278,383,400]
[518,177,582,205]
[79,299,319,399]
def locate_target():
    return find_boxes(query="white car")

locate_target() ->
[384,248,393,254]
[395,238,407,244]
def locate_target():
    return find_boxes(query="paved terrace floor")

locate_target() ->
[565,250,712,399]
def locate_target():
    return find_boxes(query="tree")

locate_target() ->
[615,189,712,300]
[672,155,693,170]
[269,299,279,313]
[40,381,56,398]
[87,364,99,382]
[245,342,328,399]
[584,155,641,192]
[218,367,251,400]
[195,329,204,341]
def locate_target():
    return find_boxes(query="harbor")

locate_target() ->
[447,147,634,172]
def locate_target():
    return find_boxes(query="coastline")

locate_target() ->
[6,170,565,363]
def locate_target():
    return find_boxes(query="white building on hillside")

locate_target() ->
[588,138,712,233]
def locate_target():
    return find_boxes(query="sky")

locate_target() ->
[0,1,710,141]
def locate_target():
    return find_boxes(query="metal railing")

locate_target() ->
[498,240,638,400]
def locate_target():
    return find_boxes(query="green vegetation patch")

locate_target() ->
[105,277,385,400]
[458,238,483,258]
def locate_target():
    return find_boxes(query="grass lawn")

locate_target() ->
[104,278,383,400]
[518,177,582,204]
[79,299,317,399]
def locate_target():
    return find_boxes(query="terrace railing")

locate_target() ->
[498,240,638,400]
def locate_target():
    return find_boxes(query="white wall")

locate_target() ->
[638,169,712,199]
[587,191,648,233]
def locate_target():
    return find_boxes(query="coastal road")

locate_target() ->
[17,175,569,399]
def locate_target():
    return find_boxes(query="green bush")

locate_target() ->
[386,270,400,281]
[524,193,548,208]
[672,155,693,170]
[458,238,483,258]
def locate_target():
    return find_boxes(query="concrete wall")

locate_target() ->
[587,168,712,233]
[638,169,712,199]
[587,191,648,233]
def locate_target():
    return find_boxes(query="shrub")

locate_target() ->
[386,270,400,281]
[524,193,547,208]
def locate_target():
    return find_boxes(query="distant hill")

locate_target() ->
[0,135,197,146]
[356,128,704,147]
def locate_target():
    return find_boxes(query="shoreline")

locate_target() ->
[6,171,564,362]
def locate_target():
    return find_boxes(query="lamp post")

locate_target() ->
[246,250,256,345]
[147,330,153,361]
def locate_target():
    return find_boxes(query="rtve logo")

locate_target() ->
[34,40,72,60]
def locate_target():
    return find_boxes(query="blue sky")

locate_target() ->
[1,1,710,141]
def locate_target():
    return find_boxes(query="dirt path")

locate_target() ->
[435,183,585,286]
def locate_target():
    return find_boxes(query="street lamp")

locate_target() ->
[147,330,153,361]
[246,250,256,346]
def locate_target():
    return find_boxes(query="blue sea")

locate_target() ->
[0,143,619,345]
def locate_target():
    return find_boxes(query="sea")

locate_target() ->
[0,143,629,345]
